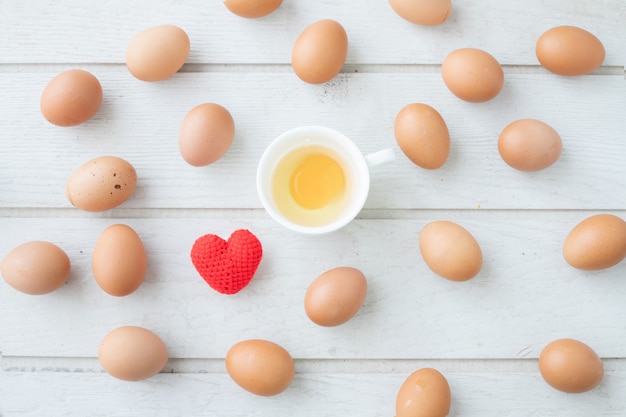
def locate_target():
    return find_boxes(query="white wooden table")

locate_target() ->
[1,1,625,416]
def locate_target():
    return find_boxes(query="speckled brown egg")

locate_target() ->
[563,214,626,270]
[66,156,137,212]
[92,224,147,297]
[539,338,603,393]
[419,220,483,281]
[396,368,451,417]
[1,241,70,295]
[224,0,283,18]
[40,69,102,127]
[394,103,450,169]
[226,339,295,396]
[498,119,562,171]
[388,0,452,26]
[536,26,605,76]
[304,266,367,327]
[98,326,169,381]
[179,103,235,167]
[442,48,504,103]
[292,19,348,84]
[126,24,190,82]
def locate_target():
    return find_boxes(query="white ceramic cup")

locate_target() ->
[257,126,395,234]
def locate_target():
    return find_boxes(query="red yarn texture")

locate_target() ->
[191,229,263,295]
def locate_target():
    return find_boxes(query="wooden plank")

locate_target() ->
[0,0,623,66]
[1,369,625,417]
[2,214,625,359]
[1,72,625,210]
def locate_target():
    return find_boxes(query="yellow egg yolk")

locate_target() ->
[289,154,345,210]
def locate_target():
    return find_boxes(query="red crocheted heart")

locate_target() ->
[191,229,263,295]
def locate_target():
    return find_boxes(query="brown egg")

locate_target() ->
[304,266,367,327]
[1,241,70,295]
[394,103,450,169]
[419,220,483,281]
[292,19,348,84]
[225,339,295,396]
[224,0,282,18]
[563,214,626,270]
[539,338,603,393]
[92,224,147,297]
[126,25,190,82]
[396,368,451,417]
[536,26,605,76]
[441,48,504,103]
[98,326,168,381]
[388,0,452,26]
[66,156,137,212]
[40,69,102,127]
[179,103,235,166]
[497,119,562,171]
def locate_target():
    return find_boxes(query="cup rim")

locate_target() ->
[256,125,370,235]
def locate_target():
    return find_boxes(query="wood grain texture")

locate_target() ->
[1,214,625,359]
[0,0,624,65]
[2,370,626,417]
[1,1,625,416]
[1,72,624,209]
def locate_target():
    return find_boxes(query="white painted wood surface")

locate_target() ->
[1,1,625,416]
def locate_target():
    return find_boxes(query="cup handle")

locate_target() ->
[365,148,396,169]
